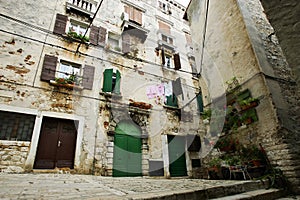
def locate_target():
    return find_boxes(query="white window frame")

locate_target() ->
[67,19,89,36]
[57,60,81,80]
[164,53,174,69]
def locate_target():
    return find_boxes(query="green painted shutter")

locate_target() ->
[166,95,178,107]
[197,93,204,113]
[102,69,113,92]
[114,70,121,94]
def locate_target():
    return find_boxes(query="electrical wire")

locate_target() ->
[0,15,199,90]
[198,0,210,76]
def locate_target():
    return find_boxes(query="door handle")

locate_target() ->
[58,140,62,147]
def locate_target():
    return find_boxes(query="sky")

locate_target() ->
[180,0,191,7]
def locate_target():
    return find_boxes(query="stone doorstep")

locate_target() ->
[32,169,76,174]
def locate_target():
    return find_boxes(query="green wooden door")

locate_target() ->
[168,135,187,177]
[113,121,142,177]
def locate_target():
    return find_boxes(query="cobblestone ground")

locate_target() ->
[0,173,249,199]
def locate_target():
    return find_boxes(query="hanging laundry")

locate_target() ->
[146,85,158,99]
[164,81,173,96]
[172,78,183,99]
[156,83,165,96]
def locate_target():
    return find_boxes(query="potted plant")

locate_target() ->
[50,73,83,90]
[241,145,265,167]
[66,31,89,43]
[215,135,239,152]
[238,97,259,110]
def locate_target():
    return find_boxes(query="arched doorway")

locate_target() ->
[113,121,142,177]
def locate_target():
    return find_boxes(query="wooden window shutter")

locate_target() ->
[41,55,57,81]
[124,5,134,21]
[133,8,142,25]
[102,69,113,92]
[53,14,67,35]
[82,65,95,90]
[197,93,204,113]
[122,33,131,54]
[158,21,170,35]
[174,53,181,70]
[90,25,99,45]
[185,33,192,45]
[98,26,107,45]
[113,70,121,94]
[161,48,165,65]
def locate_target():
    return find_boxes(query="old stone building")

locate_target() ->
[0,0,204,177]
[186,0,299,194]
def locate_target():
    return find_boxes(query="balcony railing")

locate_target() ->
[66,0,97,18]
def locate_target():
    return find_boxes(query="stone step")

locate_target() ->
[127,180,287,200]
[210,188,286,200]
[32,169,75,174]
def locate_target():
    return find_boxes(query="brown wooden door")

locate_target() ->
[34,117,78,169]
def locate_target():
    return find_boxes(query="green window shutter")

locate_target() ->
[114,70,121,94]
[166,95,178,107]
[197,93,204,113]
[102,69,113,92]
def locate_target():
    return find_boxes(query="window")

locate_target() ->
[165,94,178,107]
[41,55,95,90]
[158,1,171,14]
[161,48,181,70]
[161,34,173,45]
[0,111,35,141]
[53,13,107,46]
[124,5,143,25]
[164,54,173,69]
[108,32,121,51]
[68,20,88,36]
[57,61,81,83]
[102,69,121,94]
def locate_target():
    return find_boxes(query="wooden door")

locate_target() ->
[34,117,77,169]
[113,121,142,177]
[168,135,187,177]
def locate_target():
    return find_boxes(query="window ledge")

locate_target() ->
[99,92,122,99]
[163,105,180,110]
[50,80,84,90]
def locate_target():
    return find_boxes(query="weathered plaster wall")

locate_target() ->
[0,0,201,177]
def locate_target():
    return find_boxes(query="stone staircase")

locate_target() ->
[128,180,288,200]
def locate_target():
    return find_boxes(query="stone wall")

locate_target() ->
[0,141,30,173]
[259,0,300,86]
[237,0,300,193]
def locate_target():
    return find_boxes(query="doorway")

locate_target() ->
[168,135,187,177]
[34,117,78,169]
[113,121,142,177]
